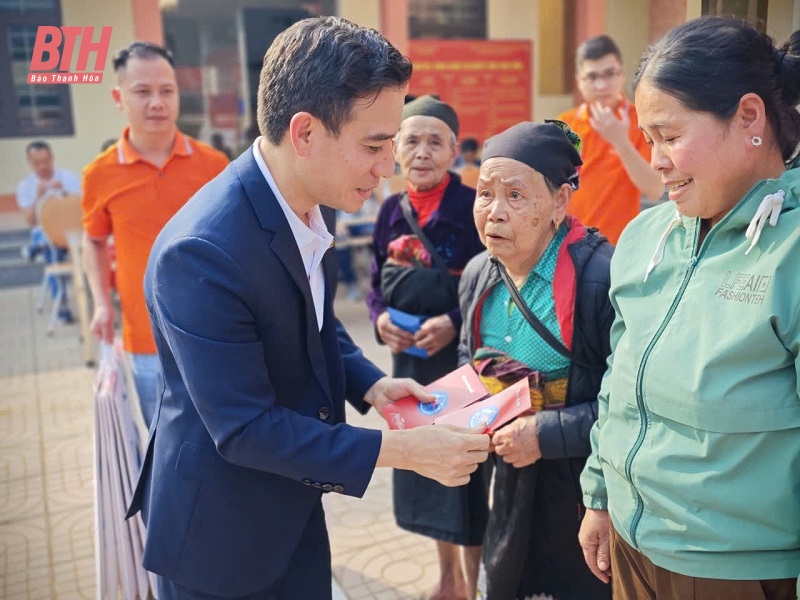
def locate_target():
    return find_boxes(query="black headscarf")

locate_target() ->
[482,121,583,189]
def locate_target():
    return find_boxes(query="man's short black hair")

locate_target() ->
[576,35,622,67]
[461,137,479,153]
[25,140,51,155]
[257,16,413,145]
[113,41,175,72]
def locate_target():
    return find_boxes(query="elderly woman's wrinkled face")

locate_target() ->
[474,157,569,272]
[394,115,458,192]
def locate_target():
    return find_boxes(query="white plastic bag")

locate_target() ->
[93,341,151,600]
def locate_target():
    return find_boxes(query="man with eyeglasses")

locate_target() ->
[557,35,662,245]
[81,42,229,428]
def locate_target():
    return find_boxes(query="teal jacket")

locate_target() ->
[581,167,800,580]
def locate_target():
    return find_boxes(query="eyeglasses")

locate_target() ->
[579,67,621,85]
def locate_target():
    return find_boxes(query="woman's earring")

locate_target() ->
[751,136,763,147]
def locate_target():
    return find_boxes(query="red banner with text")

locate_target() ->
[408,40,533,145]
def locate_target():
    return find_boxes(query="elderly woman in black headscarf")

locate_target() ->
[458,122,614,599]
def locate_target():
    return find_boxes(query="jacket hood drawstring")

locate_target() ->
[643,210,682,282]
[643,188,786,282]
[745,189,784,255]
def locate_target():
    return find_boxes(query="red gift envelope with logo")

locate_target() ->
[433,377,531,433]
[383,364,489,430]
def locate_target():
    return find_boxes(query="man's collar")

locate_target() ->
[251,139,332,248]
[116,125,192,165]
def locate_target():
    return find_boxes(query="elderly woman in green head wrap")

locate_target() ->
[457,121,614,599]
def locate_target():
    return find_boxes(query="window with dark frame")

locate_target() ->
[409,0,487,40]
[0,0,74,137]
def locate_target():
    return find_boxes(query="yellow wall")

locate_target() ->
[487,0,562,121]
[0,0,135,195]
[606,0,650,98]
[338,0,381,30]
[686,0,702,19]
[767,0,799,44]
[538,0,567,95]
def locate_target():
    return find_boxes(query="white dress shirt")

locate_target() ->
[252,140,333,331]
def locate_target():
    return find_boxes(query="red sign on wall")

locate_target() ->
[209,93,239,129]
[408,40,533,145]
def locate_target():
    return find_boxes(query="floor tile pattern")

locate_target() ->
[0,282,442,599]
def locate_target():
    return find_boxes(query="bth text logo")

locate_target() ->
[27,26,112,85]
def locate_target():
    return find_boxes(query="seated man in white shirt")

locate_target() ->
[16,140,81,322]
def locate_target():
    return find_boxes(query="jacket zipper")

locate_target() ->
[624,224,702,547]
[623,180,771,546]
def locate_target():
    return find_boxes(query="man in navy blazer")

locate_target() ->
[126,16,491,599]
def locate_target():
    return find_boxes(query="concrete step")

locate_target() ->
[0,228,31,245]
[0,229,46,289]
[0,242,26,261]
[0,261,44,289]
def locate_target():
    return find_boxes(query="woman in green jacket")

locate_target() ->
[578,16,800,600]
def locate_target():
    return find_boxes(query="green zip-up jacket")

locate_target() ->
[581,167,800,580]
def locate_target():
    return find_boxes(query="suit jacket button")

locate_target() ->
[312,481,321,488]
[301,479,311,486]
[318,407,331,421]
[321,483,333,492]
[333,484,344,493]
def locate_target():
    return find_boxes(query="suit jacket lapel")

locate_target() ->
[234,149,332,403]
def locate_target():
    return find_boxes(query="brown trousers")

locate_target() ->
[610,525,797,600]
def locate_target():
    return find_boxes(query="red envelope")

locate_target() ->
[383,364,489,430]
[433,377,531,433]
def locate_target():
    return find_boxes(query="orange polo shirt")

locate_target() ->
[558,99,651,245]
[82,127,229,354]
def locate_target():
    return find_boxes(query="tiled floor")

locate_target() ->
[0,285,97,599]
[0,262,443,598]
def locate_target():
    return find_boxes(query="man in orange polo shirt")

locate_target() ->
[82,42,228,427]
[558,35,663,245]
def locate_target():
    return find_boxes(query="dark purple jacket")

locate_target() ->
[367,173,484,331]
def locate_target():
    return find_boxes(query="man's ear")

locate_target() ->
[111,87,122,110]
[288,112,317,158]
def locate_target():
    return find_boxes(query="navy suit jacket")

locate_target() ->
[127,148,385,597]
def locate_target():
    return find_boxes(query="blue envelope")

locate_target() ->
[387,307,428,359]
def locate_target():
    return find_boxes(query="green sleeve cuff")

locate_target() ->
[583,494,608,510]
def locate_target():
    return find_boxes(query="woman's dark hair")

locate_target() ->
[257,16,412,145]
[634,16,800,161]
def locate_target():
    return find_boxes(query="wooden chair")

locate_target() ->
[36,195,95,363]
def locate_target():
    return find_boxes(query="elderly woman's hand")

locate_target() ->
[376,311,416,354]
[413,315,457,357]
[492,414,542,467]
